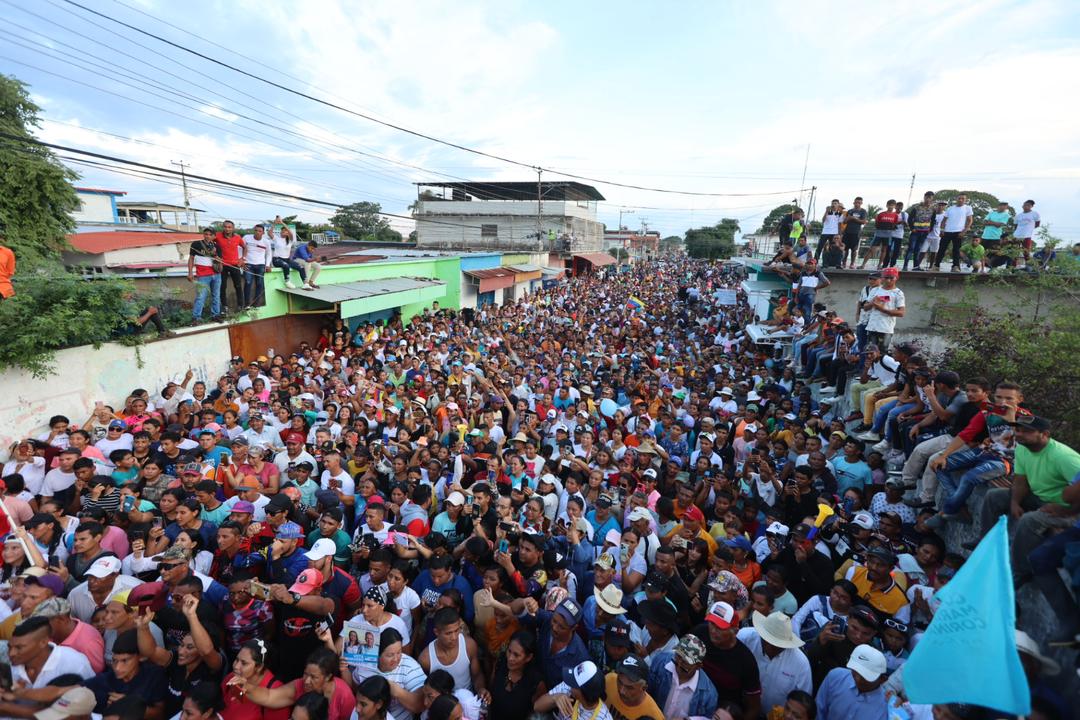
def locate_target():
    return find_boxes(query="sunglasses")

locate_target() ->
[158,562,185,571]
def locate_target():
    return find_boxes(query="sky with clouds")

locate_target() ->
[3,0,1080,240]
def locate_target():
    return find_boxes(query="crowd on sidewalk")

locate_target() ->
[0,253,1075,720]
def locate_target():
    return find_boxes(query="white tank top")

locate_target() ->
[426,632,472,691]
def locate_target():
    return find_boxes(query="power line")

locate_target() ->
[53,0,812,199]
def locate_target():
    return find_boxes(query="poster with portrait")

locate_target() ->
[341,620,379,667]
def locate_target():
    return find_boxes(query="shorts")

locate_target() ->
[1021,237,1034,251]
[869,235,889,247]
[843,234,861,249]
[924,235,941,253]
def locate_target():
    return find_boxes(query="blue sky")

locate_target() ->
[4,0,1080,240]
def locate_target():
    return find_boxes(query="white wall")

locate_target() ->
[72,193,116,223]
[0,328,232,457]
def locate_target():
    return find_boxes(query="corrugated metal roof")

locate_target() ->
[508,263,541,273]
[572,252,617,266]
[463,267,517,280]
[278,277,445,304]
[67,230,201,254]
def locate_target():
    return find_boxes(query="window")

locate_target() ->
[481,224,498,239]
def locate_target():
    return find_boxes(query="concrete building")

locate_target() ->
[604,229,659,262]
[413,181,606,253]
[72,187,126,225]
[64,230,201,273]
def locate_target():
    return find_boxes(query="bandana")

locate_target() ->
[364,586,387,605]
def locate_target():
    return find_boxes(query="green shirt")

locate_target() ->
[306,527,352,567]
[982,210,1012,241]
[961,243,987,261]
[1014,439,1080,505]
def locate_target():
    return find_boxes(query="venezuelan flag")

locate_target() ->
[626,296,645,311]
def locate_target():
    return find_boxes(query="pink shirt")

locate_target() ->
[101,525,131,559]
[62,619,105,672]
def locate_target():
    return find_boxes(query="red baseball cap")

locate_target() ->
[683,505,705,523]
[705,601,736,630]
[880,267,899,278]
[286,432,306,444]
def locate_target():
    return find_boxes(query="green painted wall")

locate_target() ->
[501,253,530,266]
[254,257,461,321]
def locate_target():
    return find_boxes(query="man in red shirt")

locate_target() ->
[0,227,14,300]
[215,220,245,313]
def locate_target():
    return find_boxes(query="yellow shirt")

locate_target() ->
[666,525,718,556]
[849,565,909,617]
[604,673,664,720]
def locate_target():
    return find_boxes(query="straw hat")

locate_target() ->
[751,610,804,649]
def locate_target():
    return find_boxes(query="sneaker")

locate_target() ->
[856,430,881,442]
[911,266,924,271]
[951,266,962,273]
[819,386,837,394]
[851,423,870,433]
[301,283,313,290]
[871,438,891,453]
[284,280,297,289]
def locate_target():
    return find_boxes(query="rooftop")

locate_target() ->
[416,180,605,202]
[117,201,205,213]
[75,187,127,196]
[67,230,202,254]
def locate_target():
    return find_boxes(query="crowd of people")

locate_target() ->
[0,253,1075,720]
[767,194,1079,273]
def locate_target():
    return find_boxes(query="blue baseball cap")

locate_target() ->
[723,536,753,552]
[275,521,304,539]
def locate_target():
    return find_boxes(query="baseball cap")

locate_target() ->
[674,633,707,665]
[107,420,126,430]
[705,601,737,630]
[236,477,262,490]
[766,521,790,537]
[562,660,602,692]
[613,656,649,684]
[847,643,887,681]
[553,597,582,626]
[593,552,615,571]
[275,521,305,539]
[682,505,705,523]
[1008,415,1051,432]
[851,511,876,531]
[445,491,466,507]
[605,620,632,648]
[627,506,653,523]
[25,574,65,597]
[289,567,325,596]
[85,556,123,578]
[642,468,658,480]
[723,536,753,552]
[594,494,613,509]
[157,545,190,564]
[30,597,71,619]
[304,537,337,561]
[286,432,306,444]
[35,687,97,720]
[880,267,899,278]
[231,500,256,514]
[866,546,898,566]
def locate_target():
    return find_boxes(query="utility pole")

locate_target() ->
[798,144,811,208]
[171,160,192,228]
[618,208,635,232]
[536,167,543,249]
[907,172,916,206]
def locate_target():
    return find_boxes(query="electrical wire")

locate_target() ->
[53,0,813,198]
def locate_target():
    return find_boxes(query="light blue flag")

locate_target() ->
[903,516,1030,715]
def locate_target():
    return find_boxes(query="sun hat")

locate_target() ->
[593,584,626,615]
[751,610,804,649]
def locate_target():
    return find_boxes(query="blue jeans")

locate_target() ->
[796,293,815,324]
[193,273,221,319]
[905,232,928,268]
[243,264,266,307]
[272,256,307,283]
[881,401,916,442]
[936,447,1007,515]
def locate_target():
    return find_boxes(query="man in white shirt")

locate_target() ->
[273,432,318,475]
[935,194,973,272]
[1014,199,1041,265]
[8,617,95,695]
[736,611,812,715]
[863,267,905,352]
[241,224,272,308]
[320,451,355,500]
[242,413,281,452]
[68,556,143,622]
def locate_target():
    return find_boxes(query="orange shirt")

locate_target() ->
[0,245,14,298]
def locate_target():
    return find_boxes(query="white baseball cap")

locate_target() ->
[85,556,122,578]
[446,491,466,507]
[851,511,876,531]
[847,644,887,682]
[627,507,653,523]
[304,537,337,561]
[765,521,790,537]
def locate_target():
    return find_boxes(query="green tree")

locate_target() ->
[685,218,739,260]
[931,189,1009,240]
[0,74,144,377]
[756,204,797,236]
[0,74,80,267]
[933,228,1080,447]
[408,190,439,214]
[659,235,683,253]
[608,246,629,261]
[329,201,392,240]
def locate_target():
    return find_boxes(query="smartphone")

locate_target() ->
[48,554,61,569]
[122,495,136,512]
[315,621,329,634]
[498,521,514,532]
[833,616,847,635]
[152,517,164,529]
[249,581,272,601]
[393,532,409,547]
[498,539,509,554]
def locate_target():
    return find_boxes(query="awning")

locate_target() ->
[508,263,542,282]
[278,277,446,318]
[572,252,617,267]
[463,267,516,293]
[540,266,565,279]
